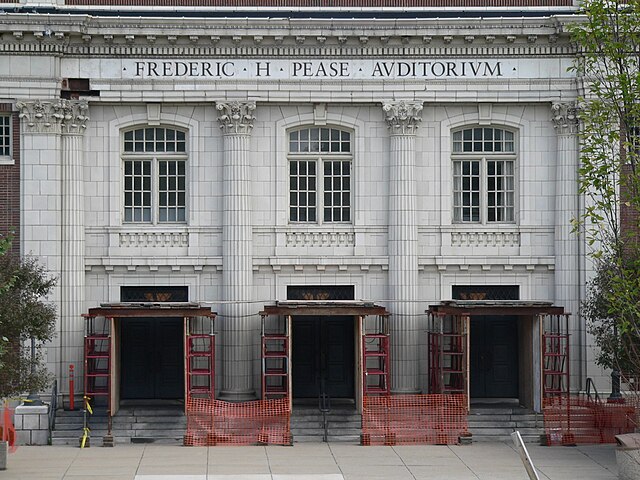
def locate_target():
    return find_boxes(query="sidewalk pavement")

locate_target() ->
[1,441,618,480]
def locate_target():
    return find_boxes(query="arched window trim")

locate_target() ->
[121,125,188,225]
[287,125,353,224]
[451,125,517,225]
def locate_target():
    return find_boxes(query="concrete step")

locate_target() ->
[51,406,187,446]
[466,406,544,444]
[468,420,542,428]
[290,407,361,443]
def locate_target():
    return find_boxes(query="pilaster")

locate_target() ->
[17,100,64,386]
[216,101,257,401]
[551,101,581,389]
[17,99,89,397]
[383,100,423,394]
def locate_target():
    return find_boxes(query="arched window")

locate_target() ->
[451,126,516,223]
[122,126,187,223]
[288,126,352,223]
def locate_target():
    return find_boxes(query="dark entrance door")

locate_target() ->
[470,316,519,398]
[120,318,184,400]
[292,316,354,399]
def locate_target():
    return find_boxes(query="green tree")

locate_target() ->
[0,241,57,399]
[569,0,640,377]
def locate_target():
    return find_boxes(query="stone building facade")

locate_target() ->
[0,0,605,412]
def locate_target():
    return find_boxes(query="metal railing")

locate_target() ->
[585,377,601,403]
[48,379,58,432]
[318,391,331,443]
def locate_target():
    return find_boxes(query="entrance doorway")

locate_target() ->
[292,316,355,399]
[470,316,519,398]
[120,318,184,400]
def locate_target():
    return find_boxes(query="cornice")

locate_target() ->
[0,12,578,57]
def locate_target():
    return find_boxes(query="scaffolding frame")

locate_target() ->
[83,315,112,412]
[541,313,571,401]
[83,304,216,419]
[260,314,292,404]
[427,312,469,401]
[185,315,216,402]
[362,315,390,396]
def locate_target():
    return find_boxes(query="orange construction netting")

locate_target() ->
[184,397,291,446]
[361,394,469,446]
[1,404,17,453]
[543,395,637,445]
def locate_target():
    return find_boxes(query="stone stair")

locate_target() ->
[291,403,361,443]
[467,404,544,443]
[51,404,186,446]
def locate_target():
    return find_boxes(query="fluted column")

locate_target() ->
[217,101,257,401]
[60,101,89,398]
[383,101,423,394]
[551,102,581,389]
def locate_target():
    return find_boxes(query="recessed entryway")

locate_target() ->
[470,315,519,399]
[292,316,355,399]
[120,317,184,400]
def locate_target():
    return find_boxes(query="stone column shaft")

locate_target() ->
[217,101,257,401]
[60,104,88,396]
[551,102,581,389]
[384,101,422,394]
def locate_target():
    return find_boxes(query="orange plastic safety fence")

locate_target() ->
[543,395,637,446]
[361,394,468,446]
[0,405,17,453]
[184,397,291,446]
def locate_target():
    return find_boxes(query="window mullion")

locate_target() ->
[317,157,323,225]
[481,157,486,225]
[152,156,158,226]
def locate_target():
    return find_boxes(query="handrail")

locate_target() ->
[48,379,58,433]
[318,392,331,443]
[585,377,600,403]
[318,376,331,443]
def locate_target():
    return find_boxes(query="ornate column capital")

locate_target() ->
[216,101,256,135]
[60,100,90,135]
[383,101,423,135]
[551,102,579,135]
[17,100,89,135]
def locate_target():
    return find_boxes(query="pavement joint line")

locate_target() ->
[390,444,418,480]
[327,442,346,480]
[447,444,482,479]
[61,442,82,479]
[264,444,273,478]
[135,444,149,476]
[576,446,617,474]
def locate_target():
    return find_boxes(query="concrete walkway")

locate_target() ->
[2,441,618,480]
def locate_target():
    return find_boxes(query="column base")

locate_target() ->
[390,388,421,395]
[217,390,257,402]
